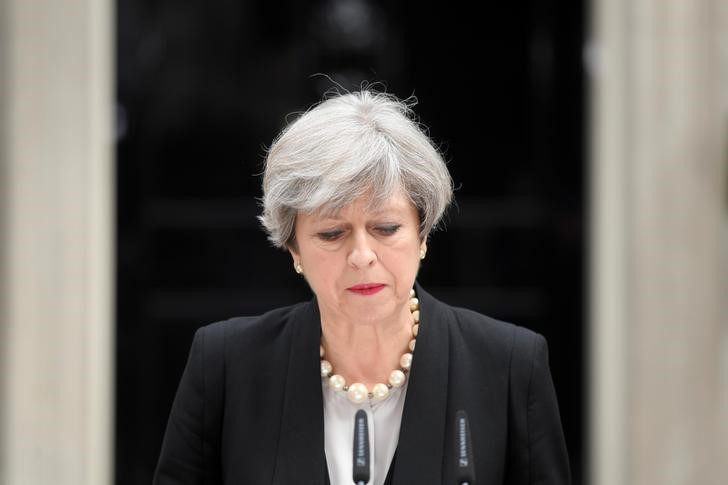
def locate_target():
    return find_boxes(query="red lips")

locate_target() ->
[347,283,385,295]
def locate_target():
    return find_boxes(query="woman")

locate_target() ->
[154,90,570,484]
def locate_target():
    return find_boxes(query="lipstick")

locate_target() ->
[347,283,385,296]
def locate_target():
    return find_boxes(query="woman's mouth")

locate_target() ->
[347,283,386,295]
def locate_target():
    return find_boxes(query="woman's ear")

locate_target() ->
[287,243,299,260]
[287,233,301,253]
[287,244,303,274]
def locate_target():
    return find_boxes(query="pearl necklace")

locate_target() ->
[320,289,420,404]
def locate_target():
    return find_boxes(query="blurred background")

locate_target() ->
[1,0,726,484]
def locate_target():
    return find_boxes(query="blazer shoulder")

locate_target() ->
[433,299,550,371]
[195,300,310,351]
[446,303,543,346]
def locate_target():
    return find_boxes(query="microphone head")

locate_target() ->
[455,410,475,483]
[353,409,370,483]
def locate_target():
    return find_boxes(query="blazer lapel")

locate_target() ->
[272,298,328,485]
[391,282,451,484]
[271,286,452,485]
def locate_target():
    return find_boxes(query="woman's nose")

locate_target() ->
[347,233,377,269]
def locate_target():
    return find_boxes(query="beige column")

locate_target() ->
[590,0,728,484]
[0,0,113,484]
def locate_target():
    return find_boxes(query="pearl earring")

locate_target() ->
[419,248,426,260]
[294,262,303,274]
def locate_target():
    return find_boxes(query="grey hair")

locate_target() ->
[258,89,454,249]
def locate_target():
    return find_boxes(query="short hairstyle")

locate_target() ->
[258,89,454,249]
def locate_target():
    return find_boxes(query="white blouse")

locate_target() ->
[322,381,408,485]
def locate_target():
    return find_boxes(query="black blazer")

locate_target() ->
[154,283,571,484]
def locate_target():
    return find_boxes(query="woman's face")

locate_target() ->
[289,191,426,326]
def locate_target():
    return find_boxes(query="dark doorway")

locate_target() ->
[116,0,586,482]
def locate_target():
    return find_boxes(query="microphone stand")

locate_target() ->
[455,410,475,485]
[352,409,370,485]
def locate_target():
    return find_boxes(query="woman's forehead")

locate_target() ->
[306,192,414,221]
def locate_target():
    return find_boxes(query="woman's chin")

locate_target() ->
[343,302,405,326]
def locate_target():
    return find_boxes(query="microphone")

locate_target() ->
[455,410,475,485]
[353,409,370,485]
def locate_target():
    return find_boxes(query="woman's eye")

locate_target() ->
[317,230,343,241]
[375,224,401,235]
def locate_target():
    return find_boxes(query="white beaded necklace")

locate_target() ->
[320,288,420,403]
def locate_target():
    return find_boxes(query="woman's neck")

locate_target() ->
[319,305,413,389]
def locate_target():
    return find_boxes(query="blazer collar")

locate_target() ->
[390,282,451,484]
[272,297,327,485]
[272,283,451,485]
